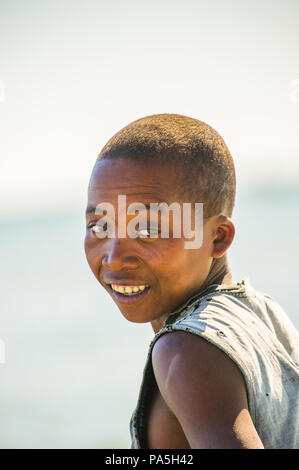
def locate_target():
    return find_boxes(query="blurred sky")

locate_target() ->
[0,0,299,218]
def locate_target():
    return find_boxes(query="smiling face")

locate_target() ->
[84,157,217,326]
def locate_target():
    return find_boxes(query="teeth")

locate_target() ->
[111,284,148,294]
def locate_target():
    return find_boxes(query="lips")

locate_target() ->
[106,282,151,304]
[110,284,149,294]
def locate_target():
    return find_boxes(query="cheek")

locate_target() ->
[84,234,101,272]
[148,240,193,283]
[155,240,210,291]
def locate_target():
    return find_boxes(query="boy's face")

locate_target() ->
[84,157,215,324]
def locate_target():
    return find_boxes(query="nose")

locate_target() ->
[101,238,140,271]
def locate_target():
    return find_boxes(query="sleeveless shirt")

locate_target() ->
[129,278,299,449]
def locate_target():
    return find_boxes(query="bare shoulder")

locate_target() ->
[152,330,242,377]
[152,330,264,449]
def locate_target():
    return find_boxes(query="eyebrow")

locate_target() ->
[85,203,152,216]
[85,205,96,216]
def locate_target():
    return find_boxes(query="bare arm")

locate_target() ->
[152,330,264,449]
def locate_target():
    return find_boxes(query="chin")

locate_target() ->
[118,307,156,324]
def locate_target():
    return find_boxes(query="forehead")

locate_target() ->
[88,157,182,203]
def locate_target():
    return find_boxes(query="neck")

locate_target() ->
[200,252,234,292]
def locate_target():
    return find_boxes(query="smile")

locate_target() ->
[111,284,149,295]
[107,283,151,305]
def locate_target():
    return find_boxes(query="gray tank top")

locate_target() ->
[130,278,299,449]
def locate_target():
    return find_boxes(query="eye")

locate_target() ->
[89,222,108,233]
[136,227,160,238]
[137,228,150,238]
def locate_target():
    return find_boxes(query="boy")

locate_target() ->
[84,114,299,449]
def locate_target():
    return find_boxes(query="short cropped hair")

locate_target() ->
[97,113,236,219]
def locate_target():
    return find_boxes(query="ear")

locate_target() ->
[212,215,235,259]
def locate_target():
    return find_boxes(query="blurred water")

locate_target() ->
[0,188,298,448]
